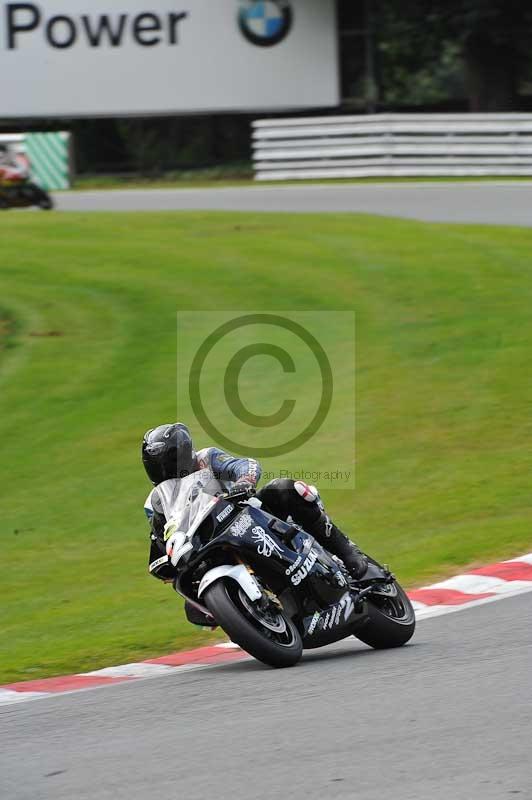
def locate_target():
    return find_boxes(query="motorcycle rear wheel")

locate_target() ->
[355,581,415,649]
[204,579,303,668]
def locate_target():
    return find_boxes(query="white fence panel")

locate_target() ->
[252,114,532,180]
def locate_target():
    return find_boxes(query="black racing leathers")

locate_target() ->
[147,510,175,582]
[256,479,367,579]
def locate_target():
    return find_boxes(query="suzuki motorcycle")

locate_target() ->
[164,469,415,668]
[0,182,54,210]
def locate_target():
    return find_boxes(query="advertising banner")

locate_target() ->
[0,0,339,117]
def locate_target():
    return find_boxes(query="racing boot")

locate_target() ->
[257,478,368,579]
[289,480,368,579]
[310,511,368,580]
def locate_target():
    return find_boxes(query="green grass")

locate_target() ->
[73,164,254,191]
[1,211,531,683]
[73,176,254,190]
[72,173,532,191]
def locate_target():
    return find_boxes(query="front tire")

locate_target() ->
[28,184,53,210]
[38,194,54,210]
[204,579,302,668]
[355,581,415,649]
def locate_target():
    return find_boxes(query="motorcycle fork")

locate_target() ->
[236,555,284,613]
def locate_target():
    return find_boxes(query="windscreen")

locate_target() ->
[155,469,230,536]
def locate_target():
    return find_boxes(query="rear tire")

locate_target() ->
[355,582,415,649]
[204,579,302,668]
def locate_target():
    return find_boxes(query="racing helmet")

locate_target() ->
[142,423,196,485]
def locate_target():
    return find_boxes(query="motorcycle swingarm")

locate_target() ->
[351,575,397,608]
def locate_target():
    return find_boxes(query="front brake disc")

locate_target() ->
[238,589,288,634]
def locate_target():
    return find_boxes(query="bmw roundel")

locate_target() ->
[238,1,293,47]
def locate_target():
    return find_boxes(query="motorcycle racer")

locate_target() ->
[0,144,29,186]
[142,423,368,625]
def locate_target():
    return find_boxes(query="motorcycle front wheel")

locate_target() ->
[37,194,54,210]
[355,581,415,649]
[204,579,302,668]
[27,184,54,210]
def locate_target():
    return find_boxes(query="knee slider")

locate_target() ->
[294,481,320,503]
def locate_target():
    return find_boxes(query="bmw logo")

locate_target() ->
[238,1,293,48]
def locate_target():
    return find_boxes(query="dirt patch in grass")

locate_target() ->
[0,313,15,350]
[28,330,64,338]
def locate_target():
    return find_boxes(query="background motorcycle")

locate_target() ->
[0,166,53,210]
[165,469,416,668]
[0,182,54,210]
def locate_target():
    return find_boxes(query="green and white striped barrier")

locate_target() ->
[24,132,71,191]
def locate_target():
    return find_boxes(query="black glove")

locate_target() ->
[225,481,256,499]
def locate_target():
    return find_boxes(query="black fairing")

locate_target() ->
[175,500,384,649]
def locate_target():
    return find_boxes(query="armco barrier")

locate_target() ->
[0,131,71,190]
[252,113,532,181]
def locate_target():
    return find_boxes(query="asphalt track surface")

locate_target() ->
[2,593,531,800]
[56,181,532,225]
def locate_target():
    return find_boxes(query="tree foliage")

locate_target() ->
[373,0,532,110]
